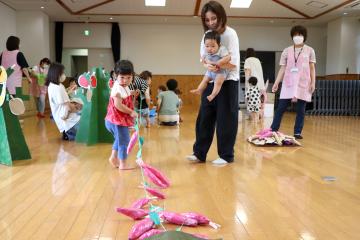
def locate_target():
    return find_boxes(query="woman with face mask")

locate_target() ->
[187,1,240,165]
[30,57,51,118]
[271,25,316,139]
[45,63,81,140]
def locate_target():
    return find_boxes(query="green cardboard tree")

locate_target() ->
[0,108,12,166]
[75,67,113,145]
[2,91,31,161]
[0,66,31,165]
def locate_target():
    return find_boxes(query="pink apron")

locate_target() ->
[280,45,314,102]
[1,50,22,95]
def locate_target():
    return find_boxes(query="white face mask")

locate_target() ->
[293,35,304,45]
[43,64,49,69]
[60,73,66,82]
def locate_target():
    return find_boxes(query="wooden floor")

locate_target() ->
[1,106,360,240]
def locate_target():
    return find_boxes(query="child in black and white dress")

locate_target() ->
[246,76,261,123]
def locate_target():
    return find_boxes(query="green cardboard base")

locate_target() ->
[2,93,31,161]
[0,108,12,166]
[146,231,222,240]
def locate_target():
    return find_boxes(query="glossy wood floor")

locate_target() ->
[1,106,360,240]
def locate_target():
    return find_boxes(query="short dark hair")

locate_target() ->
[6,36,20,51]
[114,60,134,76]
[245,48,256,59]
[158,85,166,91]
[248,76,258,86]
[166,79,178,91]
[201,1,227,32]
[204,31,221,46]
[39,58,51,66]
[290,25,307,42]
[139,70,152,80]
[45,62,65,86]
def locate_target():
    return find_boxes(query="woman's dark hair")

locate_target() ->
[6,36,20,51]
[39,58,51,66]
[114,60,134,76]
[139,70,152,80]
[45,62,65,86]
[174,89,182,95]
[248,76,258,86]
[166,79,178,91]
[245,48,256,59]
[290,25,307,42]
[110,70,116,80]
[158,85,166,91]
[204,31,221,46]
[201,1,227,32]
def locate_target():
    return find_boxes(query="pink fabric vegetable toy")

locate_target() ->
[127,131,138,154]
[116,207,148,220]
[181,212,221,229]
[138,229,164,240]
[160,211,198,226]
[130,198,151,209]
[137,159,171,188]
[128,218,154,240]
[144,186,166,199]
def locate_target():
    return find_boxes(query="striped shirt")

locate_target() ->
[129,75,148,94]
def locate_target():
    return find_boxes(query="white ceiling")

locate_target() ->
[1,0,359,26]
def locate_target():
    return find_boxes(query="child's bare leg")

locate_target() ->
[109,150,119,168]
[190,76,211,95]
[251,112,258,123]
[118,146,135,170]
[146,116,150,128]
[207,75,225,102]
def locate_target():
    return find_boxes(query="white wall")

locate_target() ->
[61,22,327,76]
[16,11,50,67]
[121,24,327,75]
[341,17,360,74]
[0,2,16,54]
[234,25,327,76]
[63,23,111,49]
[62,49,88,76]
[88,48,114,73]
[326,17,360,75]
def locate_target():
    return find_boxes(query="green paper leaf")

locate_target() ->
[149,211,161,225]
[137,149,142,158]
[139,137,144,146]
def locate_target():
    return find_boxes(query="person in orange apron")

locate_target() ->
[271,26,316,139]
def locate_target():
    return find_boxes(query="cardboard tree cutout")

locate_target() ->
[75,67,113,145]
[0,66,31,166]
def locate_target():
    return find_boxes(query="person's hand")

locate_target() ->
[130,111,138,118]
[272,82,279,93]
[309,82,316,93]
[205,63,217,72]
[28,78,33,84]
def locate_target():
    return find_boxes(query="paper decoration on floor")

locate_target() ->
[115,101,221,240]
[75,67,113,145]
[247,128,301,146]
